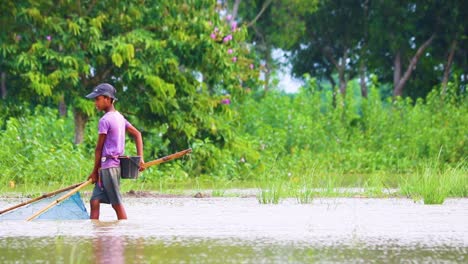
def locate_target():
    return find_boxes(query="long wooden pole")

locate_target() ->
[142,148,192,169]
[0,182,84,215]
[26,179,92,221]
[25,148,191,221]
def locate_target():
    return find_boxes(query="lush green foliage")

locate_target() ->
[0,107,90,187]
[0,2,466,205]
[1,0,260,154]
[1,80,465,204]
[237,77,467,175]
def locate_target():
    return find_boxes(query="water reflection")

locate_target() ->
[0,197,466,263]
[0,235,465,263]
[92,235,125,264]
[91,221,129,264]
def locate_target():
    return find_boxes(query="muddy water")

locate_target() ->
[1,197,467,263]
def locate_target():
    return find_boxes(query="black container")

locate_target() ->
[119,156,141,179]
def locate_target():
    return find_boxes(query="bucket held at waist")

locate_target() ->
[118,156,141,179]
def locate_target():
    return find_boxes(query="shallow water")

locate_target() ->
[1,197,467,263]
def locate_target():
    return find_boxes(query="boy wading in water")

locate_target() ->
[85,83,145,220]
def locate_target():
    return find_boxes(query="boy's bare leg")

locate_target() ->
[112,204,127,220]
[90,200,101,220]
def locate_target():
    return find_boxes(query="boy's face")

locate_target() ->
[94,95,112,111]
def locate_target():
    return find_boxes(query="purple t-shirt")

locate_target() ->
[98,111,130,169]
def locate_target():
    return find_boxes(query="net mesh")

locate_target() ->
[0,192,89,220]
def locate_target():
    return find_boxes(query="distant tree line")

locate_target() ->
[224,0,467,99]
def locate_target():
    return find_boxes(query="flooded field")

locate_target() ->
[1,196,467,263]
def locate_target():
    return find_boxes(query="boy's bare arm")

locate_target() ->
[126,125,145,170]
[88,134,107,183]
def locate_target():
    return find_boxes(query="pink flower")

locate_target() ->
[223,34,233,43]
[249,64,254,69]
[232,56,237,62]
[227,49,233,54]
[46,35,52,41]
[231,22,237,31]
[226,15,232,21]
[210,33,217,39]
[221,98,231,105]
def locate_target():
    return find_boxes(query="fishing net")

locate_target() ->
[0,192,89,221]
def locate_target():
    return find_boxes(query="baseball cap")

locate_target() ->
[85,83,118,100]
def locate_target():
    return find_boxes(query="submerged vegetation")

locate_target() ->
[0,80,466,205]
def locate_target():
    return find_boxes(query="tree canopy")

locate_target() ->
[1,0,466,170]
[1,0,259,154]
[229,0,467,99]
[0,0,466,185]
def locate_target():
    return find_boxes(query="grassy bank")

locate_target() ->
[1,161,465,205]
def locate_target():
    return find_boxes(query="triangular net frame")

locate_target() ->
[0,192,89,220]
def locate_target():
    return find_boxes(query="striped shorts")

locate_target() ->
[90,167,123,205]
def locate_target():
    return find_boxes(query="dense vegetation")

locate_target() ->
[0,1,466,203]
[0,79,466,203]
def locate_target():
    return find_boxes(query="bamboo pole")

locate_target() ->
[26,179,92,221]
[25,149,191,221]
[142,148,192,169]
[0,182,84,215]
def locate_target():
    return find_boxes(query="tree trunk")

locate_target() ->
[338,63,346,96]
[325,73,337,108]
[326,73,336,90]
[393,34,435,97]
[1,72,6,99]
[231,0,241,21]
[323,46,348,97]
[58,95,67,117]
[246,0,273,28]
[393,51,401,92]
[441,39,457,95]
[338,49,349,97]
[359,63,368,98]
[263,49,272,92]
[73,108,89,144]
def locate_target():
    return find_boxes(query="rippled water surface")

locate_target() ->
[1,197,467,263]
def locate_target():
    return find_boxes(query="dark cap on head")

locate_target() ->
[85,83,118,100]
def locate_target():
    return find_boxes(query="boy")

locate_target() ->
[85,83,145,220]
